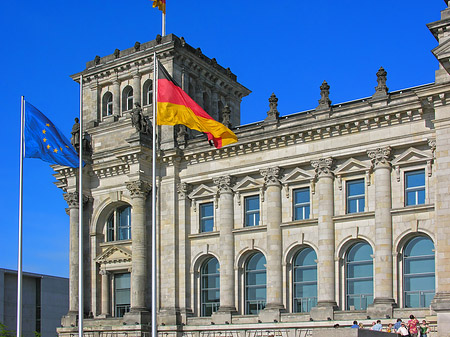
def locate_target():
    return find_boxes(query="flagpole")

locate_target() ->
[151,52,158,337]
[78,74,84,337]
[16,96,25,337]
[162,12,166,36]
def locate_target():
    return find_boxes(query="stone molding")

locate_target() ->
[63,192,90,208]
[260,167,282,186]
[213,175,234,194]
[126,180,151,199]
[177,182,191,199]
[311,158,334,179]
[367,146,392,169]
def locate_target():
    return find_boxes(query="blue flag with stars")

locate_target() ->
[24,101,79,168]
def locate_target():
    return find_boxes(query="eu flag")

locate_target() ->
[24,101,79,168]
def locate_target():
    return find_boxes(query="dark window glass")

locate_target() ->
[293,248,317,312]
[107,206,131,242]
[294,188,310,220]
[347,179,365,213]
[200,202,214,232]
[114,273,130,317]
[346,242,373,310]
[245,253,266,314]
[201,258,220,316]
[403,236,435,308]
[245,195,260,227]
[405,170,425,206]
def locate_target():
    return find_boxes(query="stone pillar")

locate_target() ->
[133,73,141,107]
[63,192,80,315]
[126,180,151,313]
[100,270,110,317]
[112,79,120,116]
[259,167,284,322]
[367,147,395,317]
[212,176,236,323]
[310,158,337,320]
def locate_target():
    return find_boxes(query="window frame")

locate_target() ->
[244,195,260,227]
[102,92,113,117]
[404,169,426,207]
[346,178,365,214]
[199,202,214,233]
[106,205,131,242]
[245,253,267,315]
[293,187,311,221]
[292,247,317,313]
[113,272,131,318]
[122,86,134,112]
[143,79,153,106]
[200,257,220,317]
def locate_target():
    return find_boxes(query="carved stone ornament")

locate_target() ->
[374,66,389,96]
[94,55,100,65]
[177,182,191,199]
[114,49,120,59]
[260,167,281,186]
[221,105,232,128]
[99,269,109,276]
[126,180,151,198]
[311,158,334,178]
[428,138,436,158]
[63,192,90,208]
[134,41,141,51]
[367,146,392,168]
[265,93,280,121]
[317,80,332,109]
[213,175,234,194]
[130,103,152,135]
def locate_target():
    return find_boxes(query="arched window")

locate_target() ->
[403,236,435,308]
[122,86,133,112]
[245,253,266,314]
[102,92,113,117]
[200,257,220,316]
[345,242,373,310]
[293,248,317,312]
[143,79,153,106]
[107,205,131,241]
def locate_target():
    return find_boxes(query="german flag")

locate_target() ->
[156,61,238,149]
[152,0,166,14]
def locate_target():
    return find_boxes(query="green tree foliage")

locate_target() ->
[0,322,14,337]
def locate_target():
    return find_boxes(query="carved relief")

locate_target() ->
[213,175,234,194]
[367,146,392,168]
[126,180,151,198]
[177,182,191,199]
[260,167,282,186]
[311,158,334,178]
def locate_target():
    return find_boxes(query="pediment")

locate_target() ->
[95,245,132,264]
[281,167,314,184]
[432,38,450,60]
[335,158,370,175]
[188,184,216,199]
[233,176,263,191]
[392,148,432,166]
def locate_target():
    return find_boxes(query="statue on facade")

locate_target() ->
[374,66,389,96]
[71,118,80,151]
[130,103,152,135]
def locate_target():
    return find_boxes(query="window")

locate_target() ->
[405,170,425,206]
[293,248,317,312]
[114,273,130,317]
[143,79,153,106]
[245,253,266,314]
[345,242,373,310]
[122,86,134,111]
[294,187,310,220]
[244,195,260,226]
[200,202,214,232]
[347,179,365,213]
[107,206,131,241]
[102,92,113,117]
[200,258,220,316]
[403,236,435,308]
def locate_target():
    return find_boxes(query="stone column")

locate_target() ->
[259,167,284,322]
[133,73,141,107]
[63,192,80,315]
[112,79,120,116]
[310,158,337,320]
[212,176,236,324]
[100,270,110,317]
[126,180,151,312]
[367,147,395,317]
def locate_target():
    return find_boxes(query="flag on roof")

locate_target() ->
[152,0,166,14]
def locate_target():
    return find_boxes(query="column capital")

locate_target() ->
[213,175,234,194]
[177,182,191,199]
[260,166,282,186]
[63,192,90,208]
[311,158,335,178]
[368,146,392,168]
[99,269,110,276]
[126,180,151,199]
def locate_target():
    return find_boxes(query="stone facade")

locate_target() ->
[57,4,450,337]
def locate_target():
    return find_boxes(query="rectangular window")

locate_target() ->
[245,195,260,227]
[405,169,425,206]
[200,202,214,232]
[294,187,310,220]
[114,273,130,317]
[347,179,365,214]
[106,102,113,116]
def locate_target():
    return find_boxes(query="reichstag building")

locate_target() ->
[56,2,450,336]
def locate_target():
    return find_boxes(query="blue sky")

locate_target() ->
[0,1,445,278]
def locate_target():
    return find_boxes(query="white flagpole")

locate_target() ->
[151,52,158,337]
[78,74,84,337]
[16,96,25,337]
[162,11,166,36]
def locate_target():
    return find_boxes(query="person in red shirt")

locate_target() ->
[407,315,420,337]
